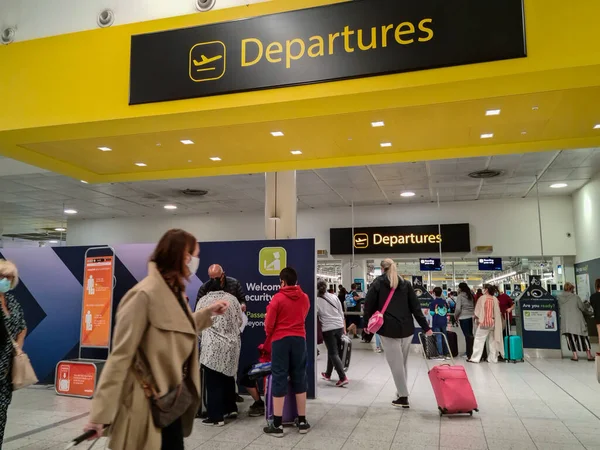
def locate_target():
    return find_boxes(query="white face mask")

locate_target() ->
[187,255,200,275]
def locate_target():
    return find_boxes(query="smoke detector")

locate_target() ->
[97,9,115,28]
[195,0,216,12]
[1,27,16,45]
[181,189,208,197]
[468,169,504,179]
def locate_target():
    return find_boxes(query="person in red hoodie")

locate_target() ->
[263,267,310,437]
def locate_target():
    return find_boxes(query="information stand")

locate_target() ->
[56,247,115,398]
[518,275,561,350]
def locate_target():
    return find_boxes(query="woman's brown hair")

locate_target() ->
[150,229,197,292]
[595,278,600,292]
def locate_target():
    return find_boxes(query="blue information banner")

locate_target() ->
[197,239,317,398]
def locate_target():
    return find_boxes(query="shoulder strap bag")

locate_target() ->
[133,351,195,429]
[366,287,396,334]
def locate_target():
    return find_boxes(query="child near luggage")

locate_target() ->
[263,267,311,437]
[429,287,449,357]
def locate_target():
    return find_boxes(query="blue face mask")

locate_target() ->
[0,278,10,294]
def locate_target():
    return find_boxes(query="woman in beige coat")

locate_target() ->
[468,284,504,364]
[84,229,228,450]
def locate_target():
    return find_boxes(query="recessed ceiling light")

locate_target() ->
[210,157,222,161]
[532,106,539,111]
[156,143,162,147]
[485,109,501,116]
[521,131,528,135]
[290,150,303,155]
[48,240,59,244]
[371,121,385,127]
[180,139,194,145]
[164,205,177,210]
[98,146,112,152]
[64,209,78,215]
[380,142,392,148]
[594,124,600,130]
[55,227,66,232]
[271,131,284,137]
[135,162,147,167]
[480,133,494,139]
[550,183,568,189]
[80,180,88,184]
[401,191,416,197]
[187,160,192,163]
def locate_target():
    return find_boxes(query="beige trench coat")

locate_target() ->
[90,263,213,450]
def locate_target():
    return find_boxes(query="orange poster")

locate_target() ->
[56,361,97,398]
[81,256,114,347]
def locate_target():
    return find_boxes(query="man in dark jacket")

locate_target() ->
[364,258,432,409]
[197,264,247,312]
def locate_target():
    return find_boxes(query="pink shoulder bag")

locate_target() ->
[366,288,395,334]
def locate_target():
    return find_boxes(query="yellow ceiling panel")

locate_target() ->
[19,85,600,181]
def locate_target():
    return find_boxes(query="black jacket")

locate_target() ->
[364,275,430,339]
[197,276,246,305]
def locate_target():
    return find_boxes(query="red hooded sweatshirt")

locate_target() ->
[264,285,310,345]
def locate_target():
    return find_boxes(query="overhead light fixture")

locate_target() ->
[532,106,539,111]
[550,183,568,189]
[48,240,59,244]
[485,271,517,284]
[380,142,392,148]
[371,121,385,127]
[135,162,147,167]
[594,124,600,130]
[64,209,78,215]
[80,180,88,184]
[55,227,66,232]
[485,109,501,116]
[98,146,112,152]
[180,139,194,145]
[209,157,222,161]
[480,133,494,139]
[271,131,284,137]
[290,150,303,155]
[521,131,528,135]
[164,205,177,210]
[401,191,416,197]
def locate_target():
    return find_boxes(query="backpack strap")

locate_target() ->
[381,287,396,314]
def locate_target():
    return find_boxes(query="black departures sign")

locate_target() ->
[330,224,471,255]
[129,0,526,105]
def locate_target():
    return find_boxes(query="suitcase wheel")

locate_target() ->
[469,411,473,416]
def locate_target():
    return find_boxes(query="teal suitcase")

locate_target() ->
[504,335,524,362]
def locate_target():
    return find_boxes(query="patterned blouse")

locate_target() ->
[0,293,27,382]
[196,291,242,377]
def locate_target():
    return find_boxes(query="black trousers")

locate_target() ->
[323,328,346,380]
[202,364,237,421]
[161,418,184,450]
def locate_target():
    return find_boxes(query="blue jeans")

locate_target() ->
[375,333,381,348]
[433,326,448,355]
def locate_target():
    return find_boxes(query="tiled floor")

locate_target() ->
[5,349,600,449]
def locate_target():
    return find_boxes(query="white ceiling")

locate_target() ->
[0,148,599,237]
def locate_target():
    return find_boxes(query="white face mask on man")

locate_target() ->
[187,256,200,275]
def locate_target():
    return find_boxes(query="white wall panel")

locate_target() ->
[0,0,267,43]
[67,197,577,258]
[573,174,600,263]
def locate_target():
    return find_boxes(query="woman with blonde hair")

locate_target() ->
[364,258,432,409]
[0,260,27,446]
[558,282,593,362]
[84,229,229,450]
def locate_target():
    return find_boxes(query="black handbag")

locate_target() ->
[134,353,194,429]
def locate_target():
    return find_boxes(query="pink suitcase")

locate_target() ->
[420,333,479,416]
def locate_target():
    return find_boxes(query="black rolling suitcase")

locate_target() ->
[446,330,459,357]
[340,334,352,371]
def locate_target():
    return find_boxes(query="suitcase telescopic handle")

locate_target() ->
[418,332,454,369]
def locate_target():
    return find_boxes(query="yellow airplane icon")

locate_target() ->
[193,54,223,71]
